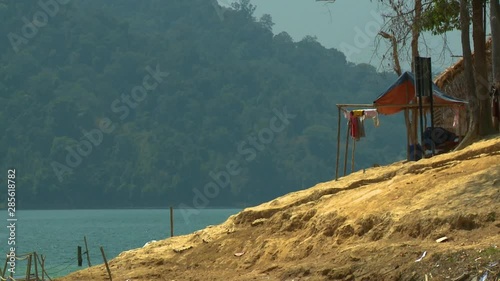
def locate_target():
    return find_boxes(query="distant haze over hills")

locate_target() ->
[240,0,464,72]
[1,0,407,209]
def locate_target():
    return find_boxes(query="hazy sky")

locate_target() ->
[220,0,465,73]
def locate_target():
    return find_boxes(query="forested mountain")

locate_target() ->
[0,0,404,209]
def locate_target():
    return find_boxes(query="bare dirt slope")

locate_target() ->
[59,136,500,281]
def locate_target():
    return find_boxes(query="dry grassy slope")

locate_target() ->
[59,136,500,281]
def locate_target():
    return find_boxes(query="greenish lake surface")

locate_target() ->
[1,208,241,278]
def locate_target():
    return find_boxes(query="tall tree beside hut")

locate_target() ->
[422,0,497,144]
[491,0,500,131]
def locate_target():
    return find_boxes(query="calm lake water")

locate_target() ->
[0,208,240,278]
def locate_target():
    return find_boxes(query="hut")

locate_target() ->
[433,38,495,134]
[335,71,468,180]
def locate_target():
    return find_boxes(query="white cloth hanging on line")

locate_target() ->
[362,109,380,127]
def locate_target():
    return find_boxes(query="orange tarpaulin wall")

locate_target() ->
[373,71,467,115]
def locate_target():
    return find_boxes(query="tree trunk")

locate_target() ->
[472,0,495,136]
[379,31,402,75]
[491,0,500,131]
[492,1,500,88]
[411,0,422,71]
[409,0,422,151]
[456,0,480,149]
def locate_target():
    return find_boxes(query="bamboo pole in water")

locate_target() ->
[38,254,52,281]
[78,246,83,267]
[34,252,39,281]
[26,253,32,281]
[42,254,45,281]
[170,206,174,237]
[41,254,45,281]
[84,236,92,267]
[1,255,6,278]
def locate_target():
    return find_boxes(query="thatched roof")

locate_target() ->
[431,38,493,135]
[434,38,493,90]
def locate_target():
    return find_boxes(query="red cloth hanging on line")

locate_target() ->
[349,111,365,140]
[350,114,358,139]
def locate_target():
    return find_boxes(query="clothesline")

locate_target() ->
[335,103,466,181]
[341,108,380,130]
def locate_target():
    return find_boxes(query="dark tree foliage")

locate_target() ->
[0,0,402,209]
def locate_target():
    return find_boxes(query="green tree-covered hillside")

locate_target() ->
[0,0,404,209]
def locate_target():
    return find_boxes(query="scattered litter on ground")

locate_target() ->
[451,272,469,281]
[416,251,427,262]
[56,137,500,281]
[173,245,193,253]
[436,236,449,243]
[143,240,157,247]
[478,271,488,281]
[251,218,267,227]
[488,261,498,267]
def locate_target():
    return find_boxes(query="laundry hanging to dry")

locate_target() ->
[344,109,380,141]
[349,111,365,141]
